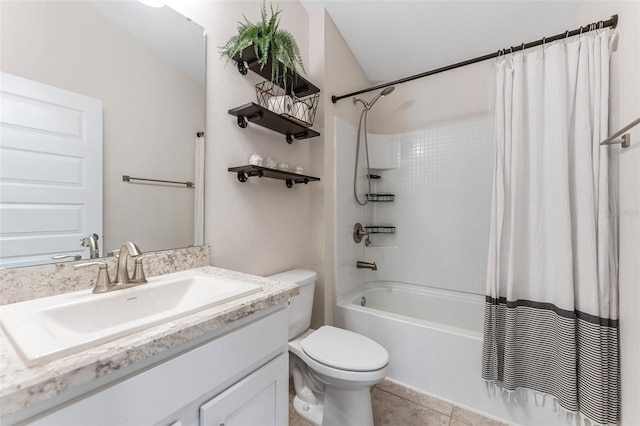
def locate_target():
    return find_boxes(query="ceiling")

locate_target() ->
[299,1,584,83]
[88,0,205,86]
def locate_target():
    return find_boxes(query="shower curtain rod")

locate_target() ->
[331,14,618,104]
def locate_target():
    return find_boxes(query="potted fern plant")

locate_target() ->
[220,2,305,91]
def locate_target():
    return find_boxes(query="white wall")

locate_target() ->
[0,1,203,254]
[367,60,494,135]
[310,10,374,325]
[169,1,318,282]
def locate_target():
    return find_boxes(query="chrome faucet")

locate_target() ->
[113,242,146,285]
[75,241,148,293]
[356,261,377,271]
[81,234,100,259]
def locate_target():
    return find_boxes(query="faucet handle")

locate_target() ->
[107,249,120,258]
[74,261,114,293]
[131,254,151,283]
[52,254,82,261]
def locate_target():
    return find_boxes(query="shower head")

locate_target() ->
[354,86,395,111]
[380,86,395,96]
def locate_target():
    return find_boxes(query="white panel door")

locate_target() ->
[0,72,102,267]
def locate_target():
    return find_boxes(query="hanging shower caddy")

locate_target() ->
[364,226,396,235]
[366,193,395,202]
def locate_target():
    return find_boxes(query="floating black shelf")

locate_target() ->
[228,103,320,144]
[232,45,320,98]
[228,165,320,189]
[364,226,396,234]
[366,193,395,202]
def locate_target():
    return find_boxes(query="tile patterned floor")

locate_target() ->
[289,378,507,426]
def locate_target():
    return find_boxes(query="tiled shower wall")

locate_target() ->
[336,118,494,297]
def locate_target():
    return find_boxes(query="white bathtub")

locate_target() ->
[335,281,569,426]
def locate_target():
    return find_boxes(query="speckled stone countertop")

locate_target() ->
[0,266,298,417]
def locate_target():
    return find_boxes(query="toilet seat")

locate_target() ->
[289,328,388,384]
[300,326,388,372]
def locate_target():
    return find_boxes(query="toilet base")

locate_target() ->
[293,386,374,426]
[293,395,323,426]
[321,385,374,426]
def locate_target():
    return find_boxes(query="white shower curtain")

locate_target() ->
[482,30,619,425]
[193,134,205,246]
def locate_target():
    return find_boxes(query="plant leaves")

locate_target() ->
[219,0,306,86]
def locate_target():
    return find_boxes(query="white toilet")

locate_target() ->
[268,269,389,426]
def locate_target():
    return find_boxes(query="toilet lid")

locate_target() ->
[300,326,389,372]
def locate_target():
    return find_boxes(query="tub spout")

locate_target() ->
[357,261,377,271]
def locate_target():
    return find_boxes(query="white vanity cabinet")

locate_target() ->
[199,353,288,426]
[23,305,289,426]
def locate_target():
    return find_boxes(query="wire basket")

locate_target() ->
[364,226,396,234]
[256,81,319,127]
[366,193,395,202]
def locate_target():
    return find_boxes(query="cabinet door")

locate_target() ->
[200,353,288,426]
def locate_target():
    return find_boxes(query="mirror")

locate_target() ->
[0,1,205,268]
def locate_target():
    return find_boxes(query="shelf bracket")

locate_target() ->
[293,130,310,140]
[237,171,266,182]
[237,61,248,75]
[286,179,294,188]
[237,116,248,128]
[287,130,310,144]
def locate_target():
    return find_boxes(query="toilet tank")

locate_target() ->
[267,269,317,339]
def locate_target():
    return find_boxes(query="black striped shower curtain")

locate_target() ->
[482,29,619,426]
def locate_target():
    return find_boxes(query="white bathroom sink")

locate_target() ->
[0,269,262,366]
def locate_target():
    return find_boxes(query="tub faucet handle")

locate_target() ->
[353,223,371,246]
